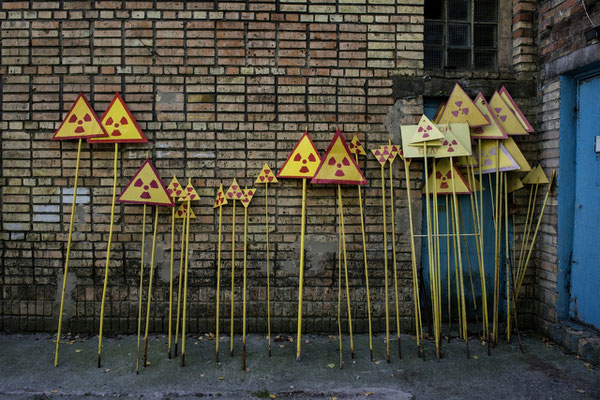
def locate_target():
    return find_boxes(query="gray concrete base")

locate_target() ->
[546,321,600,365]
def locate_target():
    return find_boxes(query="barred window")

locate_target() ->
[425,0,498,70]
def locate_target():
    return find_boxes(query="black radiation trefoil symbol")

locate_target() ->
[328,156,350,177]
[134,178,159,199]
[68,112,92,134]
[294,153,317,174]
[105,116,129,136]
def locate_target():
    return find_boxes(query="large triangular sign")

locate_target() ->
[423,158,472,195]
[88,93,148,143]
[117,159,174,206]
[52,93,108,140]
[437,83,489,127]
[489,91,527,136]
[277,130,321,179]
[474,141,520,174]
[435,124,472,158]
[499,86,534,133]
[311,130,368,185]
[472,93,509,140]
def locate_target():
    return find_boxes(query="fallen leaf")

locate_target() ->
[327,363,335,368]
[200,373,205,377]
[104,369,111,373]
[365,392,374,397]
[51,390,58,394]
[305,340,310,344]
[473,355,478,359]
[375,361,381,365]
[279,344,285,348]
[218,377,224,380]
[75,349,82,353]
[269,395,276,399]
[577,389,585,393]
[256,337,261,340]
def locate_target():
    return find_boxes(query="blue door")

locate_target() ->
[570,74,600,329]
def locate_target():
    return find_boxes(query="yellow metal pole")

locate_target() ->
[296,178,307,361]
[98,142,119,368]
[518,183,539,283]
[517,185,535,276]
[379,163,390,363]
[181,189,192,367]
[492,141,501,346]
[337,207,343,369]
[265,183,272,357]
[174,211,186,357]
[388,149,401,359]
[135,204,147,374]
[230,199,236,357]
[446,195,452,342]
[143,206,160,367]
[55,138,82,367]
[168,193,176,358]
[355,153,373,361]
[241,201,248,370]
[431,159,441,353]
[338,184,354,359]
[216,205,223,362]
[504,176,511,343]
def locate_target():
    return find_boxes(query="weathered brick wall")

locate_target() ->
[535,0,600,332]
[0,1,424,334]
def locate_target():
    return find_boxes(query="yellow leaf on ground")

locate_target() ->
[75,349,82,353]
[327,363,335,368]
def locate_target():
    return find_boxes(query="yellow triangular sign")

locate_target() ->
[409,114,445,144]
[437,83,489,127]
[507,173,525,193]
[522,165,549,185]
[52,93,108,140]
[386,144,400,164]
[435,124,472,158]
[241,187,255,208]
[175,203,196,219]
[311,130,368,185]
[213,184,228,208]
[226,178,242,201]
[117,159,174,207]
[472,93,509,140]
[255,163,278,184]
[400,125,440,158]
[499,86,534,133]
[489,91,528,136]
[423,158,472,195]
[503,137,532,172]
[166,176,183,199]
[349,135,366,155]
[371,146,388,165]
[88,93,148,143]
[277,130,321,179]
[179,182,200,202]
[473,141,520,174]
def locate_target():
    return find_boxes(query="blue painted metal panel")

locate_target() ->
[570,74,600,329]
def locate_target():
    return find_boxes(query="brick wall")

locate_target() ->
[0,1,425,334]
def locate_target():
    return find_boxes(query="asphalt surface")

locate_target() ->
[0,332,598,399]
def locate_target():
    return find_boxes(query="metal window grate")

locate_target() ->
[424,0,498,71]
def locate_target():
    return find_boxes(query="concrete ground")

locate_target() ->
[0,332,598,399]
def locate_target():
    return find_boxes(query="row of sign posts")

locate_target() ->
[51,83,554,370]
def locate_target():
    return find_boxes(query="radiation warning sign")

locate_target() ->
[499,86,534,133]
[179,182,200,202]
[166,176,183,199]
[52,93,108,140]
[386,144,400,164]
[349,135,366,155]
[371,146,389,165]
[311,130,368,185]
[226,178,243,201]
[213,184,228,208]
[437,83,489,127]
[409,114,445,145]
[175,203,196,219]
[489,91,527,136]
[522,165,549,185]
[435,124,472,158]
[401,125,440,159]
[117,159,174,207]
[241,188,255,208]
[471,93,509,140]
[473,141,520,174]
[422,158,471,195]
[255,163,278,184]
[503,137,532,172]
[277,131,321,179]
[507,173,525,193]
[88,93,148,143]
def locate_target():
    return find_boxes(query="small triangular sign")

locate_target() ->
[175,203,196,219]
[311,130,368,185]
[489,91,528,136]
[472,93,509,140]
[179,181,200,202]
[435,124,472,158]
[241,187,255,208]
[473,141,520,174]
[88,93,148,143]
[213,184,228,208]
[409,115,445,144]
[386,144,401,164]
[499,86,534,133]
[522,165,550,185]
[437,83,490,127]
[400,125,440,159]
[117,159,174,207]
[166,176,183,199]
[277,130,321,179]
[52,93,108,140]
[255,163,278,184]
[349,135,366,155]
[507,173,525,193]
[371,146,389,165]
[503,137,532,172]
[226,178,242,201]
[423,158,472,195]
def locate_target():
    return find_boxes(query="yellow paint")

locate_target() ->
[227,178,239,356]
[53,95,107,140]
[89,94,147,142]
[337,184,354,357]
[142,206,160,367]
[215,204,223,361]
[54,138,82,367]
[264,182,272,356]
[311,133,367,185]
[489,91,528,136]
[135,204,147,374]
[242,193,249,370]
[423,158,472,195]
[168,188,177,357]
[522,165,549,184]
[180,183,192,366]
[472,93,508,140]
[409,114,445,144]
[174,208,186,356]
[175,203,196,219]
[296,178,307,360]
[119,160,174,206]
[277,132,321,179]
[437,83,489,127]
[349,135,366,155]
[255,162,278,184]
[379,163,390,362]
[388,141,401,358]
